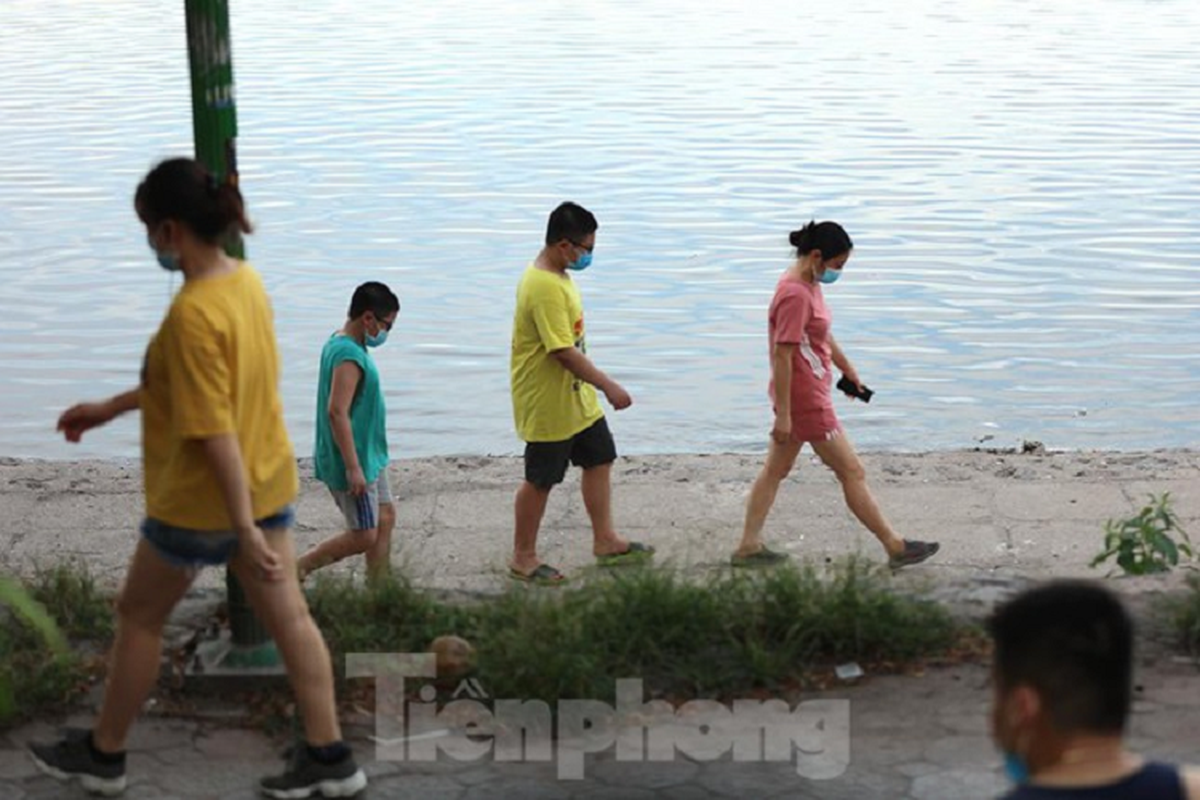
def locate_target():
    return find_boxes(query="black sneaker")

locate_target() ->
[28,727,127,796]
[259,745,367,799]
[889,540,940,570]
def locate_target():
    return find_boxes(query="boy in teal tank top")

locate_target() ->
[298,282,400,582]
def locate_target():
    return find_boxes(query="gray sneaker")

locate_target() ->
[28,727,127,796]
[889,540,940,570]
[259,745,367,799]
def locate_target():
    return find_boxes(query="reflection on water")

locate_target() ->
[1,0,1198,460]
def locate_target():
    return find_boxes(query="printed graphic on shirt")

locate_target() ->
[573,316,586,392]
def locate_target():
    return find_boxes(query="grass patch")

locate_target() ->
[309,557,964,705]
[1170,574,1200,659]
[0,558,972,724]
[27,564,115,641]
[0,564,112,725]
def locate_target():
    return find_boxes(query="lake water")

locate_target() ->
[1,0,1198,461]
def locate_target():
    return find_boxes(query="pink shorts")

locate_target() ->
[777,405,841,444]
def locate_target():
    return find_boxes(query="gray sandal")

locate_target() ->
[889,540,940,570]
[596,542,655,567]
[731,546,790,568]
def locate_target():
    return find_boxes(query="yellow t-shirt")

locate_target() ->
[140,263,298,530]
[510,264,604,442]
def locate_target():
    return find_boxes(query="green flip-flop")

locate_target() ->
[510,563,568,586]
[596,541,656,567]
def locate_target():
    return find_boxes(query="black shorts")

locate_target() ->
[524,417,617,488]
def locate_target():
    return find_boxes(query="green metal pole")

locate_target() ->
[185,0,244,257]
[186,0,237,167]
[185,0,274,666]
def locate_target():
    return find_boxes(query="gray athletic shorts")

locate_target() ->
[330,470,394,531]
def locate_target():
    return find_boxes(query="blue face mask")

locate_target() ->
[818,265,842,284]
[1003,752,1030,785]
[148,233,182,272]
[156,252,182,272]
[567,251,593,272]
[365,328,389,348]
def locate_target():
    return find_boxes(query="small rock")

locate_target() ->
[430,635,475,678]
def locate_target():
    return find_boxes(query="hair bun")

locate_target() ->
[787,219,853,259]
[788,220,816,250]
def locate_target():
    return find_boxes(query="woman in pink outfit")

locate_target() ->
[732,220,940,570]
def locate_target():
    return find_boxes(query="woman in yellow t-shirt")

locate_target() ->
[28,159,366,799]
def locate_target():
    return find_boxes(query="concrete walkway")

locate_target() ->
[2,449,1198,594]
[3,659,1199,799]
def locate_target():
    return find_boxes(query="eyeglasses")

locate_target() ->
[372,314,394,332]
[568,239,595,254]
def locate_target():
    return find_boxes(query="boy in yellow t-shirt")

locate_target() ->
[508,202,654,584]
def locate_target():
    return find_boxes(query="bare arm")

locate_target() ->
[771,344,796,443]
[326,361,366,492]
[829,335,855,377]
[57,387,141,443]
[201,433,257,534]
[551,347,631,410]
[107,388,141,415]
[1183,766,1200,800]
[201,433,282,580]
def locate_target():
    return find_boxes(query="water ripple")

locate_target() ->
[1,0,1198,459]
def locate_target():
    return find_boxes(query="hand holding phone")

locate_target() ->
[837,375,874,403]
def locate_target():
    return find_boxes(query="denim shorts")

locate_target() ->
[140,506,296,570]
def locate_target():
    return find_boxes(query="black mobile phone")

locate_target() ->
[837,376,874,403]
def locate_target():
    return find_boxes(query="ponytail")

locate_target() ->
[212,180,253,237]
[135,158,253,244]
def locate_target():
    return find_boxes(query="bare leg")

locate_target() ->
[297,526,378,580]
[365,501,396,583]
[736,439,803,556]
[582,463,629,556]
[232,527,341,745]
[811,432,905,557]
[511,480,552,574]
[92,540,195,753]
